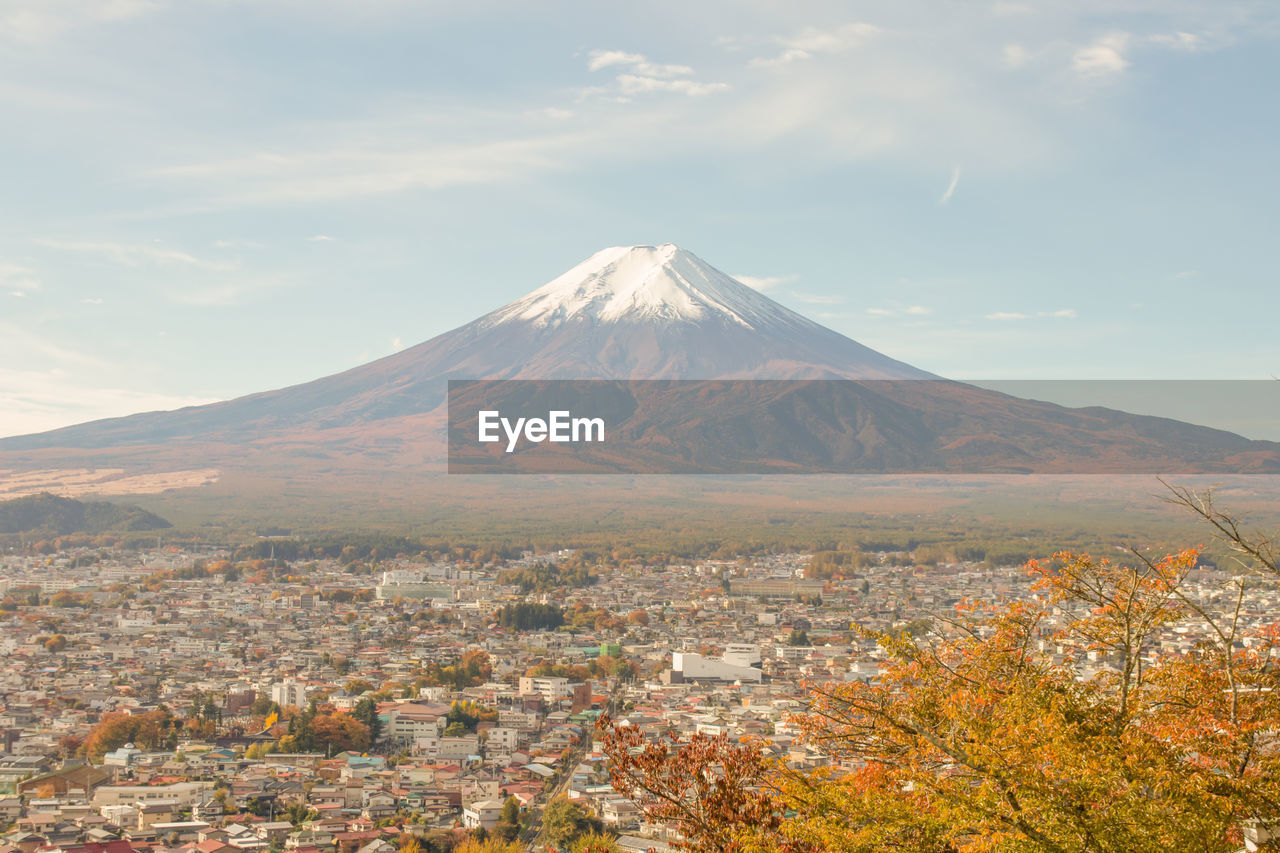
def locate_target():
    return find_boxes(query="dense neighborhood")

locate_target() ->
[2,540,1277,852]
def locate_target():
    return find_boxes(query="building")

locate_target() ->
[668,650,763,684]
[270,679,308,709]
[461,800,504,831]
[518,676,571,701]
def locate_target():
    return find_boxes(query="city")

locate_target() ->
[2,530,1276,851]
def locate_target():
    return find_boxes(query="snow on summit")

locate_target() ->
[486,243,796,330]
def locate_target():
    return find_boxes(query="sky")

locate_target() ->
[2,0,1278,438]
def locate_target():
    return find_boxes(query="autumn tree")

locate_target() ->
[453,839,523,853]
[571,832,622,853]
[310,712,371,754]
[345,678,375,695]
[598,721,792,853]
[599,488,1280,853]
[84,709,176,759]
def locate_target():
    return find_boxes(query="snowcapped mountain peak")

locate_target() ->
[484,243,790,330]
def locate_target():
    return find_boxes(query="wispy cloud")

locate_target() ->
[146,132,594,209]
[1002,44,1031,68]
[0,365,217,438]
[938,167,961,205]
[37,238,234,271]
[0,260,42,292]
[587,50,692,78]
[788,292,844,305]
[0,0,164,45]
[1072,33,1131,77]
[1149,31,1205,51]
[37,238,292,307]
[585,49,728,99]
[986,308,1077,320]
[750,22,881,69]
[867,304,931,317]
[616,75,729,97]
[733,273,797,291]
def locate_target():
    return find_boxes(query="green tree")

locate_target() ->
[250,693,277,717]
[542,798,603,850]
[352,696,382,744]
[492,797,521,842]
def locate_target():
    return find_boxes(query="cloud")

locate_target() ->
[0,319,103,368]
[110,7,1256,220]
[531,107,573,120]
[986,309,1077,320]
[750,23,880,68]
[307,234,336,242]
[164,272,295,308]
[867,305,931,317]
[733,273,797,291]
[391,336,404,352]
[616,75,729,97]
[0,365,217,439]
[585,49,728,99]
[1072,33,1131,77]
[1149,31,1204,51]
[938,167,961,205]
[37,238,292,306]
[788,292,844,305]
[587,50,692,78]
[1174,269,1197,279]
[147,132,594,208]
[0,260,42,291]
[1002,44,1031,68]
[81,297,105,304]
[37,238,234,271]
[0,0,164,45]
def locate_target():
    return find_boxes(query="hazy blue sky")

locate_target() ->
[2,0,1278,437]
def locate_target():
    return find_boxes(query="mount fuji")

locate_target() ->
[1,244,926,452]
[2,244,1277,479]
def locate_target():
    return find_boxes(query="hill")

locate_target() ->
[0,492,172,535]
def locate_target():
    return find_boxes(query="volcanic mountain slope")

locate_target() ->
[2,243,1278,476]
[1,244,927,453]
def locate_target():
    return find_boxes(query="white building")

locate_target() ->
[670,651,763,684]
[270,678,308,709]
[462,800,504,831]
[438,735,480,761]
[485,727,519,751]
[518,676,571,700]
[92,782,214,808]
[384,706,445,746]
